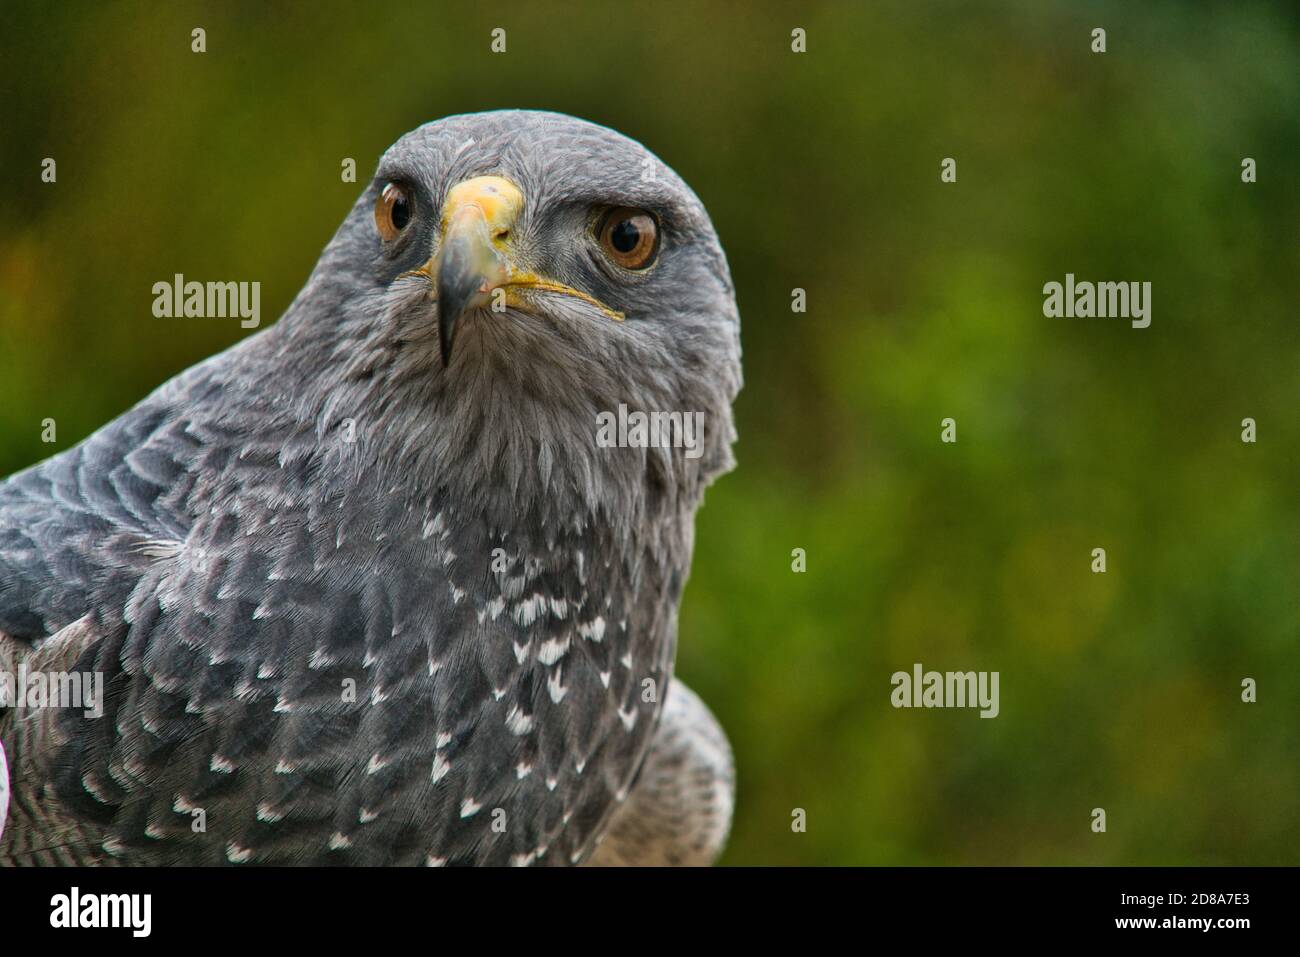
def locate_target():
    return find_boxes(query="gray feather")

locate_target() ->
[0,110,741,865]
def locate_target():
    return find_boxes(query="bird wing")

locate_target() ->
[1,614,112,862]
[0,359,667,866]
[0,398,191,644]
[0,373,228,863]
[585,678,734,866]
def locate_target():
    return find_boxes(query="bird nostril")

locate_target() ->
[494,229,510,242]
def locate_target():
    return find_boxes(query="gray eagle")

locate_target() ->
[0,110,741,866]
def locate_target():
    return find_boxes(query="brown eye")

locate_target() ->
[375,182,413,241]
[598,208,658,269]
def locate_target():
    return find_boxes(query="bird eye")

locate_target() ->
[597,208,659,270]
[375,182,413,241]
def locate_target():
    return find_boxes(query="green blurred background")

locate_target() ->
[2,1,1297,864]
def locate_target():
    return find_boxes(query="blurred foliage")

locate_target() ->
[1,0,1298,864]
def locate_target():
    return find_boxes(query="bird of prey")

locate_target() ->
[0,110,741,865]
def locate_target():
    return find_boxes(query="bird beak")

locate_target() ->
[435,178,515,366]
[419,175,624,367]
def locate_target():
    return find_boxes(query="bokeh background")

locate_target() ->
[2,1,1297,864]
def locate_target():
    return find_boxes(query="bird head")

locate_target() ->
[284,111,742,530]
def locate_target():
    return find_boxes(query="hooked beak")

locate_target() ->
[413,175,624,367]
[435,179,514,366]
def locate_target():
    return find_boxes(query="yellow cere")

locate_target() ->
[440,176,525,239]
